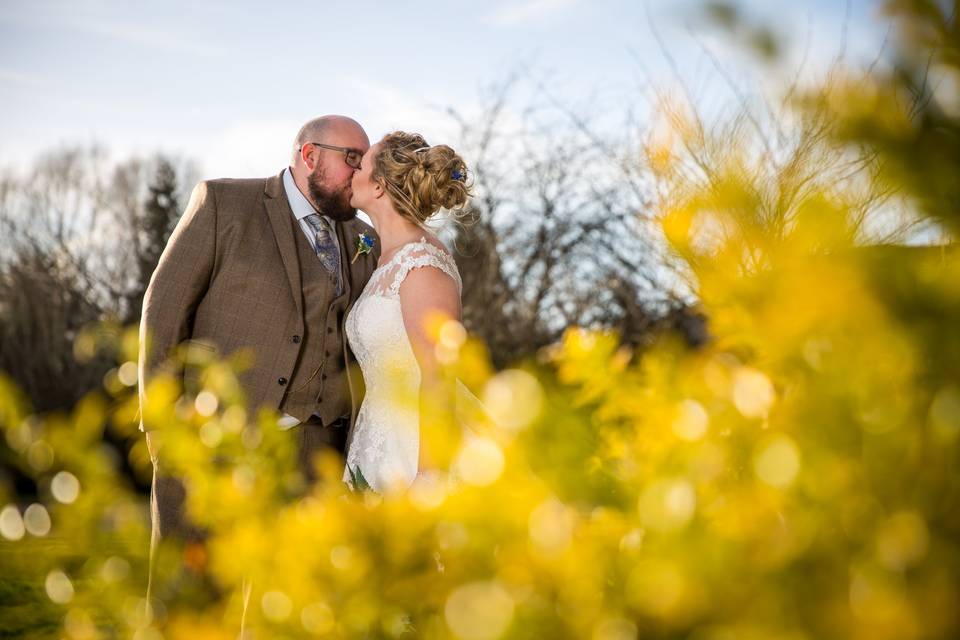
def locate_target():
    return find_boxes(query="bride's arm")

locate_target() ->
[397,265,462,472]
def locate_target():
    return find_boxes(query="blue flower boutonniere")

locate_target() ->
[351,232,375,264]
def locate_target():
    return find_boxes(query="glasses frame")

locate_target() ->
[300,142,363,169]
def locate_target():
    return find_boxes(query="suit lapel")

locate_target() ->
[338,218,380,299]
[263,171,303,316]
[334,220,353,300]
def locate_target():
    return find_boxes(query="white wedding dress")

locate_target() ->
[342,237,462,494]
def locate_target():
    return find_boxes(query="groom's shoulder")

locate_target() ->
[187,175,274,215]
[202,176,270,199]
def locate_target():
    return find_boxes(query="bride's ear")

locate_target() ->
[373,178,385,200]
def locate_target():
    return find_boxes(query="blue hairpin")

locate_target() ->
[452,169,464,181]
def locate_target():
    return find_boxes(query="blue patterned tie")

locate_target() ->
[304,214,342,296]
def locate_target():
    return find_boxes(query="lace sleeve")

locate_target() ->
[387,240,462,298]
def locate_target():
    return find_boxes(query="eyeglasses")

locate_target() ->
[300,142,363,169]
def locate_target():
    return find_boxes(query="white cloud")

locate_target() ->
[347,80,464,144]
[186,97,462,181]
[0,2,226,58]
[68,17,227,58]
[189,82,483,180]
[0,68,46,88]
[484,0,580,27]
[196,118,302,179]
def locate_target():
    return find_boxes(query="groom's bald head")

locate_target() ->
[291,115,368,164]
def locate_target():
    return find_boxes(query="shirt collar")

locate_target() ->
[282,167,334,225]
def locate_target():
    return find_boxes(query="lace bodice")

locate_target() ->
[342,237,461,493]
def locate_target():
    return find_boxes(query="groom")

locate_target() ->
[138,115,380,539]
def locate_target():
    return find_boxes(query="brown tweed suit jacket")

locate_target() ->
[138,168,379,446]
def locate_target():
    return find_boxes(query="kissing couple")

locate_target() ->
[139,115,473,542]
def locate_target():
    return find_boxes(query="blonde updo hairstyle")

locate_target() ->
[371,131,472,227]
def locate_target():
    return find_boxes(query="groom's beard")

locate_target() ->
[308,168,357,222]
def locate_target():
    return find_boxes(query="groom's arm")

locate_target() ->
[138,181,218,437]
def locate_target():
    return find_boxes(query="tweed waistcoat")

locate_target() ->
[278,215,352,424]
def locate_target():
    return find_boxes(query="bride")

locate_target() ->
[342,131,471,494]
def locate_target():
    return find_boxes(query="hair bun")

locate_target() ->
[373,132,473,226]
[422,145,470,211]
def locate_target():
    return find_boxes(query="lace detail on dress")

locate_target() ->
[387,240,462,297]
[359,237,462,300]
[342,237,462,494]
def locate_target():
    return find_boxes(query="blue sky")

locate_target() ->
[1,0,892,179]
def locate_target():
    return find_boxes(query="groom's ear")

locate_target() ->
[301,144,317,171]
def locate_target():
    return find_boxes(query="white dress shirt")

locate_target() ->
[282,167,341,257]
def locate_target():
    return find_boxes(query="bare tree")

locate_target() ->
[0,148,196,410]
[445,76,702,367]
